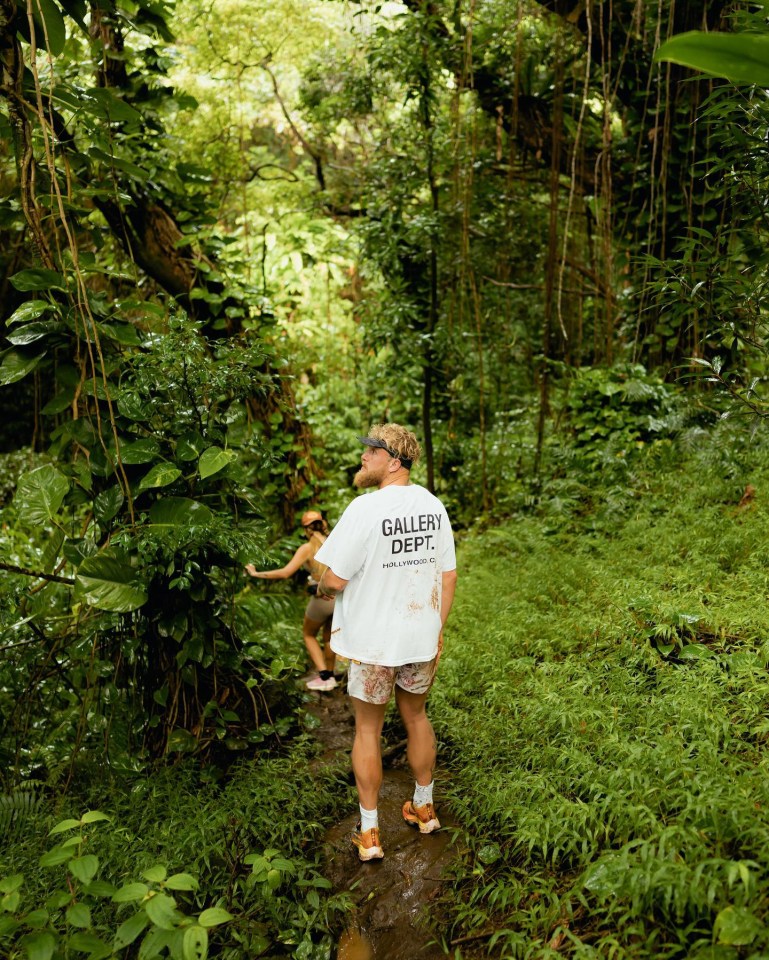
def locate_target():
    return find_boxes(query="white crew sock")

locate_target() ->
[413,780,434,807]
[359,805,378,832]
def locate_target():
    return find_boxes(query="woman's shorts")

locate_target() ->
[305,594,335,623]
[348,658,438,705]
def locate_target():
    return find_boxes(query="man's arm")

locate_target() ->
[436,568,457,665]
[317,567,349,600]
[441,569,457,626]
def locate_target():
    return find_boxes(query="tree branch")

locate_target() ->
[260,59,326,191]
[0,562,75,585]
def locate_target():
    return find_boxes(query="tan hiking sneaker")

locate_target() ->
[351,824,384,861]
[402,800,441,834]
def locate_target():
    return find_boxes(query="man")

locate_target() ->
[315,424,457,861]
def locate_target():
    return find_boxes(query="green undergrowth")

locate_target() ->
[1,691,350,960]
[434,437,769,958]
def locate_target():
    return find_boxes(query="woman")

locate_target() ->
[245,510,337,691]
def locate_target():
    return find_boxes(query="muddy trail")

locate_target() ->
[307,683,460,960]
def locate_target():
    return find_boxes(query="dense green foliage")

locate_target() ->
[435,430,769,957]
[0,732,350,959]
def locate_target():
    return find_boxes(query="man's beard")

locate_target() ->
[354,466,382,489]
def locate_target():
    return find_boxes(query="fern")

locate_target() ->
[0,786,46,844]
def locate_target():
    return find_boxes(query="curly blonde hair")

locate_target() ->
[367,423,421,468]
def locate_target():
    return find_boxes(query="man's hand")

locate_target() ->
[317,568,349,600]
[436,629,444,666]
[245,564,258,578]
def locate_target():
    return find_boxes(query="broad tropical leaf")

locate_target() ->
[143,892,178,930]
[182,925,208,960]
[74,555,148,612]
[136,463,182,494]
[198,446,236,480]
[149,497,213,526]
[655,31,769,86]
[19,931,55,960]
[0,349,45,386]
[6,301,54,325]
[94,486,125,524]
[14,465,70,524]
[30,0,67,56]
[9,268,66,292]
[119,439,161,465]
[6,321,64,346]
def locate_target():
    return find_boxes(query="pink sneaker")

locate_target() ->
[402,800,441,834]
[306,674,336,692]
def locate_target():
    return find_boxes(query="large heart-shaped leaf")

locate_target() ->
[6,321,63,346]
[656,31,769,86]
[198,446,236,480]
[6,300,55,325]
[0,349,46,386]
[94,486,125,524]
[149,497,213,526]
[68,855,99,884]
[97,321,142,346]
[66,902,92,928]
[119,439,161,465]
[175,432,206,462]
[14,465,70,524]
[9,268,66,292]
[136,463,182,495]
[75,555,147,612]
[117,392,149,421]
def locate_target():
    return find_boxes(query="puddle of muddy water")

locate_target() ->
[337,927,374,960]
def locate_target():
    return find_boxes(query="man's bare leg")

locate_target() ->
[396,685,440,832]
[351,698,387,809]
[395,686,436,786]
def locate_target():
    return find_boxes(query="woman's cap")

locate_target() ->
[301,510,323,527]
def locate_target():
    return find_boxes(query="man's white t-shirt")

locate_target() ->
[314,484,456,667]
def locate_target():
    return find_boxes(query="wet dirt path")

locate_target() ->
[308,684,459,960]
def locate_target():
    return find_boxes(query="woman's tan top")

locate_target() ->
[305,532,328,582]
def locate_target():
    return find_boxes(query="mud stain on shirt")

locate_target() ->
[430,582,440,611]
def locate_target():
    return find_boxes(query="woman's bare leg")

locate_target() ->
[322,619,336,673]
[302,615,327,672]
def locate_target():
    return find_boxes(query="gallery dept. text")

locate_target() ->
[381,513,442,556]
